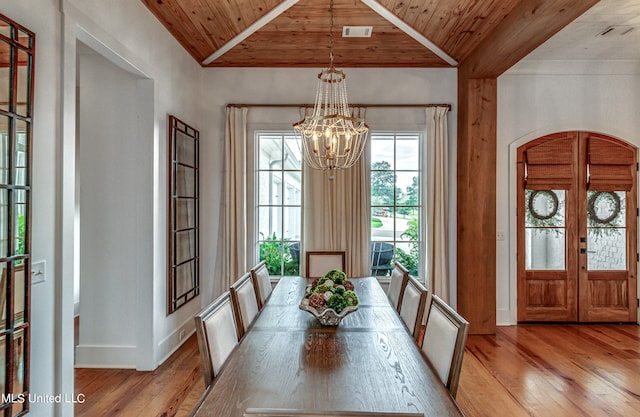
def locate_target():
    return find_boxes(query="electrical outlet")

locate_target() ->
[32,261,46,284]
[179,329,186,340]
[496,232,505,241]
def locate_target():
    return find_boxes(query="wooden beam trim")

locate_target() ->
[460,0,600,79]
[202,0,301,65]
[360,0,458,66]
[457,76,497,334]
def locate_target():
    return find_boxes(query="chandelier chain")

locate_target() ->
[329,0,334,67]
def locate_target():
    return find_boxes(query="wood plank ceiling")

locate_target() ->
[141,0,523,68]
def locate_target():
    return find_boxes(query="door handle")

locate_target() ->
[580,248,596,254]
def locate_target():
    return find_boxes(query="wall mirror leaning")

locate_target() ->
[167,116,200,314]
[0,13,34,417]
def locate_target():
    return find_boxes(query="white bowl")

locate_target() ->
[299,302,358,326]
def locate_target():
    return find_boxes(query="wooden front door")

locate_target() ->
[517,132,638,322]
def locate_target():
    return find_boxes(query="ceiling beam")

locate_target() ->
[460,0,600,78]
[456,0,600,334]
[202,0,301,65]
[360,0,458,66]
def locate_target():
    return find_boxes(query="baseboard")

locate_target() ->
[74,344,137,368]
[497,308,515,326]
[156,317,196,366]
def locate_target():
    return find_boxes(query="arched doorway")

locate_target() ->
[517,131,637,322]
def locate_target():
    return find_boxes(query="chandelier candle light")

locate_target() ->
[293,0,369,174]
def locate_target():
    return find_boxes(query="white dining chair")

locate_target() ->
[230,272,260,339]
[399,275,428,342]
[387,261,409,312]
[305,251,346,278]
[194,291,240,387]
[244,409,424,417]
[421,294,469,398]
[250,260,273,310]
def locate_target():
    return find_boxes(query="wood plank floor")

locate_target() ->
[75,324,640,417]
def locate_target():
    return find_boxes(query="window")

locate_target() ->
[0,14,34,417]
[256,133,302,276]
[370,133,422,277]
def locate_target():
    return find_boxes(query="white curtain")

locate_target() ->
[302,107,371,277]
[219,106,249,296]
[426,106,450,301]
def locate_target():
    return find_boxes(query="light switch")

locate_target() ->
[32,260,45,284]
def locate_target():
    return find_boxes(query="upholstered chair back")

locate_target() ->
[399,275,428,342]
[421,294,469,398]
[230,273,260,338]
[250,261,272,310]
[194,291,239,387]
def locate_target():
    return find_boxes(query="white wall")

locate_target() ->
[60,0,207,372]
[200,68,459,301]
[75,50,146,368]
[497,61,640,324]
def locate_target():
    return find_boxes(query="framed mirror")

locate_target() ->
[0,13,34,417]
[167,116,199,314]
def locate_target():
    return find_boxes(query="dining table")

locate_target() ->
[190,276,465,417]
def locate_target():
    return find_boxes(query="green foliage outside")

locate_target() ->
[371,161,397,206]
[259,233,299,276]
[13,213,26,265]
[396,216,419,276]
[398,176,419,216]
[18,213,25,256]
[371,160,420,277]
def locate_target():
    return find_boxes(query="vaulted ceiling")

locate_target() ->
[141,0,526,68]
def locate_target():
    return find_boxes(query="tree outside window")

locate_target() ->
[370,134,422,277]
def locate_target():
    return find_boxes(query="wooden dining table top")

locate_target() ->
[190,276,465,417]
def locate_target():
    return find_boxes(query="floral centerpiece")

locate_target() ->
[299,269,359,326]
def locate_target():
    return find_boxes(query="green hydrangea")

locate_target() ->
[343,290,358,307]
[314,284,334,294]
[334,287,345,296]
[326,293,347,313]
[324,269,347,285]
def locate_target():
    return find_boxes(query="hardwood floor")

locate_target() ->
[457,324,640,417]
[75,335,204,417]
[75,324,640,417]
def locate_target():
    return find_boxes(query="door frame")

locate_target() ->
[512,131,638,323]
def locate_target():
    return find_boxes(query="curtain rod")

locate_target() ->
[226,103,451,111]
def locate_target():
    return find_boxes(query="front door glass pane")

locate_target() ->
[587,191,626,270]
[525,190,566,270]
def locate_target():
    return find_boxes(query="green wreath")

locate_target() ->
[528,190,559,221]
[587,191,621,224]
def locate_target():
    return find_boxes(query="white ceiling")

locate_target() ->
[523,0,640,61]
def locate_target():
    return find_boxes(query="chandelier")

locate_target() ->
[293,0,369,172]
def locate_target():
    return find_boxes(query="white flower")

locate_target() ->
[323,291,333,301]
